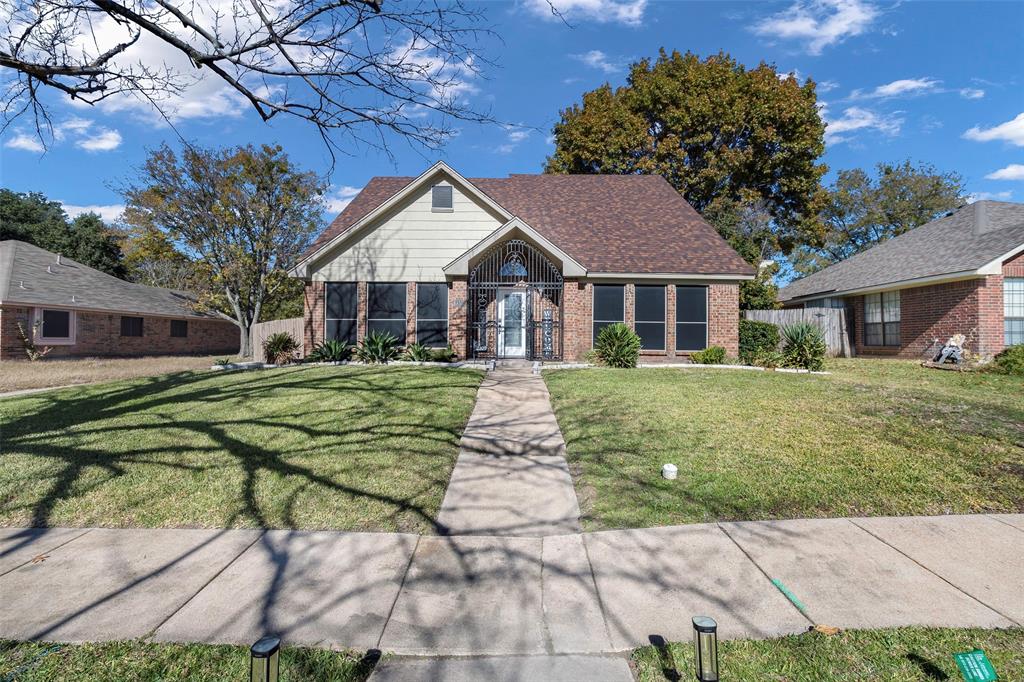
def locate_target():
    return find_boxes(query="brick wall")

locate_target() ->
[1005,250,1024,277]
[852,276,1005,358]
[0,305,238,361]
[562,280,593,361]
[448,280,468,358]
[303,280,325,356]
[708,283,740,357]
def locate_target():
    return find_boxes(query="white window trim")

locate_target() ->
[675,285,709,352]
[1005,277,1024,346]
[33,307,76,345]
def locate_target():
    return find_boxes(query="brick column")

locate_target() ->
[406,281,418,345]
[708,283,740,357]
[562,280,592,361]
[666,285,677,359]
[303,281,324,355]
[448,279,468,358]
[357,281,368,342]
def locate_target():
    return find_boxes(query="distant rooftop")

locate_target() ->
[0,240,218,319]
[779,200,1024,302]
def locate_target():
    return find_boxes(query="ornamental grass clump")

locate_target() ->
[308,339,352,362]
[780,322,826,371]
[594,323,641,368]
[355,330,400,364]
[263,332,300,365]
[690,345,726,365]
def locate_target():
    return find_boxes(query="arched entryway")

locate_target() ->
[467,239,564,360]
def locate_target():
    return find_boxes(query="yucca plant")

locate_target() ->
[263,332,299,365]
[403,342,434,362]
[780,322,826,371]
[594,323,641,368]
[309,339,351,362]
[355,330,400,364]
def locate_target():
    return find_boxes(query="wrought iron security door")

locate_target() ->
[467,239,564,360]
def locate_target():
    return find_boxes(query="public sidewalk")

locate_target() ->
[1,514,1021,660]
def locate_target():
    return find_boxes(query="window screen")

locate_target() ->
[432,185,453,211]
[1005,278,1024,346]
[675,286,707,351]
[121,316,144,337]
[368,283,407,343]
[41,309,70,338]
[593,285,624,345]
[417,283,448,346]
[865,291,900,346]
[326,282,358,345]
[170,320,188,338]
[634,285,665,351]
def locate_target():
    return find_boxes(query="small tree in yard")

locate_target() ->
[124,143,324,358]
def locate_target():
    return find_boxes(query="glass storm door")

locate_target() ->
[497,289,527,358]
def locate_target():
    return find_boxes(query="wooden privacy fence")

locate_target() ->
[743,308,853,358]
[251,317,304,362]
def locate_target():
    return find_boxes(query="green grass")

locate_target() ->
[632,627,1024,681]
[545,359,1024,529]
[0,366,482,533]
[0,639,376,681]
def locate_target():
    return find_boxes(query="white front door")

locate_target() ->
[497,289,527,358]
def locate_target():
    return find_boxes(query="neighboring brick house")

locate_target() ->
[0,240,239,361]
[778,201,1024,358]
[291,162,754,361]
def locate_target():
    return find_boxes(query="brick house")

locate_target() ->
[778,201,1024,358]
[291,162,754,361]
[0,240,239,361]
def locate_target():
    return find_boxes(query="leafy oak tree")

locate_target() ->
[123,143,323,357]
[546,50,829,257]
[791,161,966,276]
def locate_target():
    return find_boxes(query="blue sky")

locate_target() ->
[2,0,1022,227]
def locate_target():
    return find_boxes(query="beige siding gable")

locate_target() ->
[310,181,504,282]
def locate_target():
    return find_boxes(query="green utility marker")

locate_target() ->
[954,649,998,682]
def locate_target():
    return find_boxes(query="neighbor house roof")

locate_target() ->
[779,200,1024,302]
[0,240,218,319]
[303,169,754,276]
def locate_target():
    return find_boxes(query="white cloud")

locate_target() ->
[959,88,985,100]
[985,164,1024,181]
[494,124,532,154]
[76,128,122,152]
[523,0,647,26]
[61,203,125,222]
[325,186,361,213]
[751,0,879,55]
[966,191,1013,203]
[817,79,840,92]
[571,49,626,74]
[851,77,940,99]
[963,113,1024,147]
[3,133,44,152]
[823,105,902,144]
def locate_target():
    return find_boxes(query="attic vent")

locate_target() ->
[47,265,53,274]
[432,185,453,212]
[56,254,62,265]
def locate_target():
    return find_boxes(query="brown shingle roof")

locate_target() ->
[305,173,754,276]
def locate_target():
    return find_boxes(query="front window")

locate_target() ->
[326,282,358,346]
[416,283,448,346]
[120,316,144,337]
[865,291,900,346]
[635,285,666,351]
[1006,278,1024,346]
[592,284,624,345]
[36,308,74,344]
[368,282,407,343]
[675,286,708,351]
[170,320,188,338]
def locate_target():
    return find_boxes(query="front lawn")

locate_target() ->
[545,360,1024,529]
[632,627,1024,681]
[0,639,376,681]
[0,366,482,533]
[0,355,221,393]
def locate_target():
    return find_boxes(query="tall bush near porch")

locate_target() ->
[123,144,324,358]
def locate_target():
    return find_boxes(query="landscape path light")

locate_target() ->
[250,635,281,682]
[693,616,719,682]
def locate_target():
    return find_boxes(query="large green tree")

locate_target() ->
[0,189,127,278]
[123,144,324,357]
[546,50,829,255]
[791,161,967,276]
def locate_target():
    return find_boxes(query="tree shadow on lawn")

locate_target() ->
[0,366,482,555]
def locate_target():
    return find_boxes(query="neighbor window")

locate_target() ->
[864,291,900,346]
[634,285,666,351]
[1006,278,1024,346]
[326,282,358,345]
[416,283,448,346]
[36,309,74,343]
[431,185,453,212]
[368,282,407,343]
[592,284,624,345]
[170,320,188,338]
[675,286,708,351]
[120,316,144,337]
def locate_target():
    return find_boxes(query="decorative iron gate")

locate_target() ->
[468,239,564,360]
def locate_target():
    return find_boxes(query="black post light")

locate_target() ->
[250,636,281,682]
[693,616,719,682]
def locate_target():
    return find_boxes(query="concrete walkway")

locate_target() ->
[2,515,1021,663]
[436,366,582,536]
